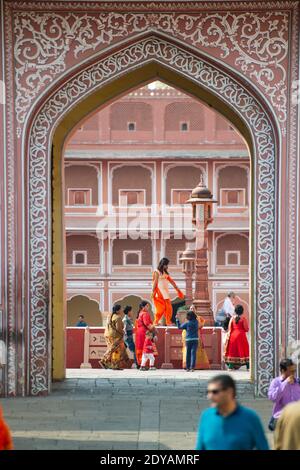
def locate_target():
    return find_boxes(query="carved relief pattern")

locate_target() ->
[29,38,275,396]
[4,5,17,396]
[13,10,289,129]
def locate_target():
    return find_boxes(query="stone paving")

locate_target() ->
[1,370,274,450]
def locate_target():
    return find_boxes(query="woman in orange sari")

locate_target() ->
[99,304,131,370]
[135,301,154,366]
[152,257,184,326]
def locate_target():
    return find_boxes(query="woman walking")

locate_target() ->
[99,304,131,370]
[135,301,154,366]
[224,305,249,370]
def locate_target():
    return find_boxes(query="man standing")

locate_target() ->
[195,374,269,450]
[222,292,235,330]
[267,358,300,430]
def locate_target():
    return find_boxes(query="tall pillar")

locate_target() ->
[179,245,195,308]
[187,177,217,326]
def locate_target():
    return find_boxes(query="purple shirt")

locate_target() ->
[268,376,300,418]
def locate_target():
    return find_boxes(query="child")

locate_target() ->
[140,330,156,371]
[0,405,13,450]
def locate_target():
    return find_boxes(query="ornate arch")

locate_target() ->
[27,36,277,396]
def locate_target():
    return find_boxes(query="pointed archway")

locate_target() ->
[25,35,278,396]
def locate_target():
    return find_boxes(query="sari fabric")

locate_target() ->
[99,313,131,369]
[135,309,153,365]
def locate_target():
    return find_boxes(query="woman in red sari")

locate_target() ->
[224,304,249,370]
[135,301,154,366]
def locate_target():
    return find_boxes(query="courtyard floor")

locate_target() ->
[1,369,273,450]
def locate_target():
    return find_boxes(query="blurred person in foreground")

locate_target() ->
[195,374,269,450]
[274,400,300,450]
[267,358,300,431]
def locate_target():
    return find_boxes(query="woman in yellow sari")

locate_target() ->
[99,304,131,370]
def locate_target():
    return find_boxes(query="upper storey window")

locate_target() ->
[68,189,91,206]
[119,189,146,206]
[128,122,136,131]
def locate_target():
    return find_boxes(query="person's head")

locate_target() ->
[228,292,235,300]
[138,300,149,314]
[234,304,244,323]
[124,305,133,317]
[186,310,197,322]
[157,257,170,274]
[78,315,84,321]
[280,358,296,378]
[207,375,236,407]
[112,304,122,315]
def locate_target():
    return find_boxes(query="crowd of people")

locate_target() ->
[2,257,294,450]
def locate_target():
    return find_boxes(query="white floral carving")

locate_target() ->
[28,37,276,396]
[13,10,288,128]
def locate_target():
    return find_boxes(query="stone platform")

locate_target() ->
[62,368,253,397]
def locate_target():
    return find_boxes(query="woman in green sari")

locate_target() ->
[99,304,131,370]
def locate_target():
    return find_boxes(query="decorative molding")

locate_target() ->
[27,36,276,396]
[12,9,289,129]
[9,1,300,12]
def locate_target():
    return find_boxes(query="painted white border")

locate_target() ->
[123,250,142,266]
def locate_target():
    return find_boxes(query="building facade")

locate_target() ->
[0,0,299,397]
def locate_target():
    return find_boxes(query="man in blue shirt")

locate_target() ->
[196,374,269,450]
[76,315,88,327]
